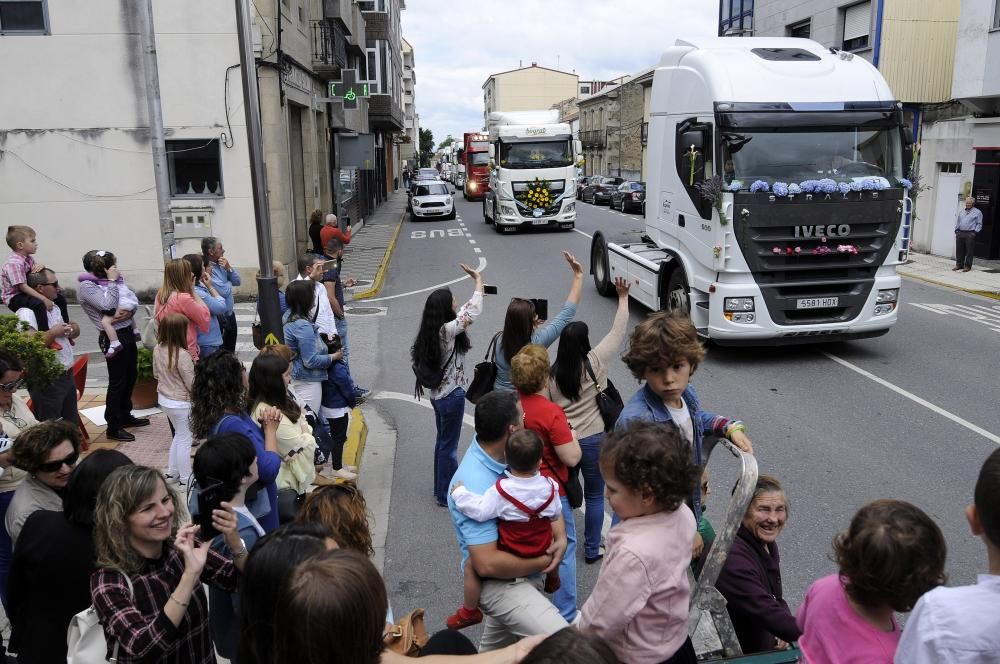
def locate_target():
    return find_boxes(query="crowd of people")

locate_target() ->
[0,224,996,663]
[410,251,999,663]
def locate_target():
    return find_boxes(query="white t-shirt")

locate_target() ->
[292,274,337,337]
[666,400,694,445]
[17,308,73,370]
[451,471,562,523]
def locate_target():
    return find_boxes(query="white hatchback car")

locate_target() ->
[410,180,455,220]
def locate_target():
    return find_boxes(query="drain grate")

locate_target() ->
[345,307,384,315]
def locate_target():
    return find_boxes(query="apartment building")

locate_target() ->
[400,37,419,172]
[482,63,579,127]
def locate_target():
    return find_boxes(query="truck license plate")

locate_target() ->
[796,297,839,309]
[531,219,548,225]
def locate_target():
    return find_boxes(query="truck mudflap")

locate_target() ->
[689,438,802,663]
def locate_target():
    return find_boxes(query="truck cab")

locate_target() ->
[592,38,913,344]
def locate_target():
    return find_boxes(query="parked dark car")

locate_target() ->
[609,181,646,213]
[575,176,593,198]
[581,176,624,204]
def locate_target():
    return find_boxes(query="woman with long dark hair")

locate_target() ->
[548,276,630,565]
[411,264,482,506]
[191,350,283,532]
[283,279,337,415]
[492,251,583,392]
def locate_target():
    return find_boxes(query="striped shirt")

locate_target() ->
[0,253,34,303]
[90,545,239,664]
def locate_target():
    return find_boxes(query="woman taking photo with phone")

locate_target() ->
[410,263,482,507]
[90,464,246,664]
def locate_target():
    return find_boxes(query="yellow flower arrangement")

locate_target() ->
[519,178,553,210]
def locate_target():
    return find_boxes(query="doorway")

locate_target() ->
[930,166,963,258]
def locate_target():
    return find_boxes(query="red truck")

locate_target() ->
[462,132,491,201]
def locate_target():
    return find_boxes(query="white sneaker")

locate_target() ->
[343,464,358,473]
[321,467,358,480]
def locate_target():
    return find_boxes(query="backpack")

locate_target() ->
[411,346,456,399]
[67,571,134,663]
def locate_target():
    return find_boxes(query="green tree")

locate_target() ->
[438,135,455,150]
[419,128,435,167]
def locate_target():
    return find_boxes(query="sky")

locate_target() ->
[401,0,719,149]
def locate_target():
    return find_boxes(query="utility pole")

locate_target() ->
[233,0,283,345]
[135,0,175,262]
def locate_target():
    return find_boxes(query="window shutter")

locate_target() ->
[843,2,871,41]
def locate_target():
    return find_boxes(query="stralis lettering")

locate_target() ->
[794,224,850,238]
[525,127,546,135]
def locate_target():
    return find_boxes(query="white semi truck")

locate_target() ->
[483,110,580,232]
[590,37,913,344]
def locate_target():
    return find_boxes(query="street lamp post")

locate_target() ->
[233,0,283,346]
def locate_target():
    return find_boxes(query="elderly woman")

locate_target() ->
[7,449,133,664]
[90,465,246,664]
[191,350,283,532]
[511,344,581,622]
[0,350,38,611]
[716,475,802,654]
[5,419,81,546]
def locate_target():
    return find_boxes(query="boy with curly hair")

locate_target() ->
[617,311,752,524]
[579,421,701,664]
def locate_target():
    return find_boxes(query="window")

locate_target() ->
[787,20,810,39]
[580,85,591,95]
[0,1,48,34]
[720,0,753,36]
[167,139,224,197]
[939,162,962,174]
[365,47,379,93]
[842,1,871,51]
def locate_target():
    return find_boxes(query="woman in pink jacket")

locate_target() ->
[153,258,211,361]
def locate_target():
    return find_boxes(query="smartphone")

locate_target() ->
[483,284,498,295]
[196,481,225,542]
[530,298,549,320]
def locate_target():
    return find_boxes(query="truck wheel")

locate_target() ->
[592,236,615,297]
[665,269,691,316]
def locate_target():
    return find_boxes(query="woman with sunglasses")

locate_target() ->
[5,419,80,547]
[492,251,583,392]
[0,350,39,612]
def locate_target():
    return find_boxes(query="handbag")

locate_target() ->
[67,571,134,663]
[140,304,158,349]
[383,608,430,656]
[251,304,264,350]
[277,487,304,524]
[583,357,624,432]
[542,456,583,510]
[465,331,501,404]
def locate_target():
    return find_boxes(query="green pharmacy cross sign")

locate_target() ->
[328,69,369,110]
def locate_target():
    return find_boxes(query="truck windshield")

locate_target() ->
[499,140,573,169]
[721,127,903,185]
[469,152,490,166]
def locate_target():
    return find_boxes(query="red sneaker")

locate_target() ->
[446,606,483,630]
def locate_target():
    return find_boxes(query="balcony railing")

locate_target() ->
[310,20,347,78]
[580,129,606,149]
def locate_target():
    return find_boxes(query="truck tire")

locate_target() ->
[664,268,691,316]
[592,236,615,297]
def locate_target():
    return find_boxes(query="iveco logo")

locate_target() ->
[525,127,546,135]
[794,224,850,238]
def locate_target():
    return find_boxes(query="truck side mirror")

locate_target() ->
[902,127,914,146]
[574,139,582,156]
[488,144,495,158]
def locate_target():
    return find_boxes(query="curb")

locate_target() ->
[352,213,405,300]
[899,270,1000,298]
[343,406,369,468]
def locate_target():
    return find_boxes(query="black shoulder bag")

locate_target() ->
[465,331,501,404]
[583,357,624,432]
[542,455,583,510]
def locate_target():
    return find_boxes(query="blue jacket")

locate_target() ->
[283,313,333,382]
[616,383,740,517]
[194,283,227,348]
[493,300,577,391]
[209,259,241,313]
[213,413,281,532]
[209,512,261,658]
[321,360,357,410]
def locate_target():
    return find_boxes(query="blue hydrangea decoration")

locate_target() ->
[899,178,913,190]
[849,180,863,192]
[728,180,743,192]
[799,180,819,193]
[750,180,770,193]
[772,182,789,197]
[838,182,851,195]
[861,178,877,190]
[788,183,802,195]
[818,179,838,194]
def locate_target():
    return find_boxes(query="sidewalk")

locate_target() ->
[899,251,1000,297]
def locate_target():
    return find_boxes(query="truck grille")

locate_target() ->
[732,190,903,325]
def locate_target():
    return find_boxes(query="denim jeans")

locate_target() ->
[335,316,350,370]
[551,495,578,621]
[0,489,15,612]
[431,387,465,504]
[578,432,606,559]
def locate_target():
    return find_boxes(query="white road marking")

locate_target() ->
[474,247,482,253]
[574,229,593,240]
[372,390,475,427]
[362,257,489,302]
[823,352,1000,445]
[469,239,476,244]
[909,302,1000,333]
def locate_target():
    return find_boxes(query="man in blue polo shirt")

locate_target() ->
[447,390,568,651]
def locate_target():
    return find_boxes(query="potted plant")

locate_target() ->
[132,345,158,410]
[0,314,66,389]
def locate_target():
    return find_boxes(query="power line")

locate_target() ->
[0,148,155,198]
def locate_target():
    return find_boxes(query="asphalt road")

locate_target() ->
[368,188,1000,636]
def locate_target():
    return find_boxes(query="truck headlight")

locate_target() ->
[469,182,477,191]
[500,204,516,216]
[724,297,755,312]
[876,289,899,303]
[564,202,575,213]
